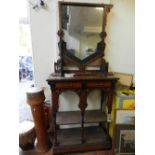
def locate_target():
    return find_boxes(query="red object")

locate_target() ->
[43,103,50,129]
[130,102,135,109]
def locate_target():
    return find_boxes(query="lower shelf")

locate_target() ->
[56,110,106,125]
[51,126,112,154]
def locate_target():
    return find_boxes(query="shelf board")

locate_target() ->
[56,110,106,125]
[52,126,111,154]
[56,111,81,125]
[85,110,106,123]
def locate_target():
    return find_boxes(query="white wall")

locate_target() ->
[106,0,135,74]
[29,0,134,107]
[29,0,57,100]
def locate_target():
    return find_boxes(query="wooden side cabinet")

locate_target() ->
[47,74,118,154]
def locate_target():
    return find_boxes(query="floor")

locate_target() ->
[19,148,113,155]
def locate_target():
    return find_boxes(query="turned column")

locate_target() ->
[79,86,88,144]
[107,89,114,134]
[51,89,59,145]
[26,87,51,152]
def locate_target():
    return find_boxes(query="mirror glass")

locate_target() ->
[61,5,104,60]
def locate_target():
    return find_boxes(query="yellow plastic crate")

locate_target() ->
[108,90,135,137]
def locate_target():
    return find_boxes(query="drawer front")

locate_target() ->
[56,82,82,89]
[87,81,111,88]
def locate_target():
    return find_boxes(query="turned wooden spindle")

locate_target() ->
[79,89,88,144]
[107,89,114,134]
[51,89,59,145]
[26,87,51,152]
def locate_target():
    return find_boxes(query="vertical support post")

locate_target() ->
[100,90,105,111]
[79,83,88,144]
[107,89,113,133]
[81,111,85,144]
[51,89,59,146]
[26,87,51,152]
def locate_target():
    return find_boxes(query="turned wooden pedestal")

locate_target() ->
[26,87,51,152]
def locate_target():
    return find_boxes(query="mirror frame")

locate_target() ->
[56,2,113,76]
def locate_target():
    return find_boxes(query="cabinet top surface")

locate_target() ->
[47,72,119,82]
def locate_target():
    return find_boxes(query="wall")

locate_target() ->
[29,0,57,100]
[106,0,135,74]
[29,0,134,108]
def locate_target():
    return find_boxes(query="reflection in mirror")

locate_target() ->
[61,5,104,60]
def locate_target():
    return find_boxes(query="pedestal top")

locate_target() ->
[26,87,43,94]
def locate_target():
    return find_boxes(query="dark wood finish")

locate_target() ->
[26,2,116,154]
[54,126,111,146]
[63,48,104,65]
[56,2,113,75]
[26,88,51,153]
[47,73,118,154]
[84,110,106,123]
[48,73,117,82]
[57,111,81,125]
[79,88,88,143]
[19,149,53,155]
[47,2,116,154]
[51,89,59,145]
[59,2,113,7]
[56,110,106,125]
[52,126,111,154]
[58,2,113,33]
[19,148,113,155]
[67,151,113,155]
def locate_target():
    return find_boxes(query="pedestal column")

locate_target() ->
[26,87,51,152]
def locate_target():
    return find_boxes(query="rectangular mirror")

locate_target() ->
[61,5,104,60]
[56,2,113,76]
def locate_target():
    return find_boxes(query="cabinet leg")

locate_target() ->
[81,112,85,143]
[53,114,58,145]
[79,89,88,144]
[107,90,113,135]
[51,90,59,146]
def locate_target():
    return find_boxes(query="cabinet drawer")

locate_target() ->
[56,82,82,89]
[87,81,111,88]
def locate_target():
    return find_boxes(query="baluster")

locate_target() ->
[51,89,59,146]
[107,89,113,133]
[26,87,51,152]
[79,88,88,144]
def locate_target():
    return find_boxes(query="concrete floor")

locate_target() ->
[19,79,34,123]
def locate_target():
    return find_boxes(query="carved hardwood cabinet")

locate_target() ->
[47,74,118,154]
[46,2,118,154]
